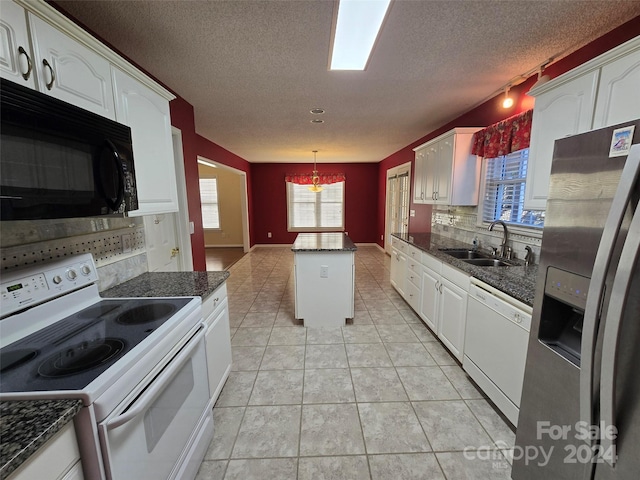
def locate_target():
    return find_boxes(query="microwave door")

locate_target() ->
[96,140,125,212]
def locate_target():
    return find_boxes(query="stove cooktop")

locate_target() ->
[0,297,191,393]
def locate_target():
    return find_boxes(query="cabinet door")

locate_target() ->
[112,67,179,215]
[28,14,115,119]
[0,2,36,88]
[205,300,232,402]
[390,248,406,296]
[434,134,454,204]
[593,48,640,129]
[419,266,439,332]
[412,148,426,204]
[438,277,467,362]
[423,145,438,203]
[525,70,599,210]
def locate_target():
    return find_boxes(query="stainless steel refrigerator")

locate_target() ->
[513,119,640,480]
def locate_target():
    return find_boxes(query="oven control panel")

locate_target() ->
[1,253,98,317]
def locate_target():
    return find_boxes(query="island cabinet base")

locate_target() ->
[294,251,355,327]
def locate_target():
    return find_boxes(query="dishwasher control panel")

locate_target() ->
[469,283,532,332]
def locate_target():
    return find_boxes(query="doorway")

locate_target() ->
[197,156,250,271]
[384,162,411,255]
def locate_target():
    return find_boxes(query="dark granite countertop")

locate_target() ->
[101,271,230,299]
[0,399,82,478]
[392,232,537,306]
[292,233,357,252]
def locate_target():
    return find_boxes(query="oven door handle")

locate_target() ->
[105,326,205,431]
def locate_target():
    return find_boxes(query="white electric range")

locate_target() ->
[0,254,213,480]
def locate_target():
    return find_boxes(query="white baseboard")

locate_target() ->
[205,244,244,248]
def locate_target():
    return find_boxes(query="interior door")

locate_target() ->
[385,163,411,254]
[144,214,180,271]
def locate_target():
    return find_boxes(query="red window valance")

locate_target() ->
[285,173,346,185]
[471,109,533,158]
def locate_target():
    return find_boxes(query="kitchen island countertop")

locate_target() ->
[101,270,230,299]
[291,232,357,252]
[392,232,537,306]
[0,399,83,478]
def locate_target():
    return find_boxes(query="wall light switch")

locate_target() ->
[267,232,272,238]
[410,209,416,217]
[320,265,329,278]
[189,221,195,234]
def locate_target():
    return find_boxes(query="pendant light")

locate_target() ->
[308,150,323,192]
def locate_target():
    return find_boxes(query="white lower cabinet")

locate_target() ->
[437,275,468,361]
[202,284,232,403]
[419,256,469,362]
[9,422,84,480]
[389,246,407,297]
[419,263,440,333]
[405,247,422,311]
[390,237,469,362]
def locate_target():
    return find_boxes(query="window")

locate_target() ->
[287,181,345,231]
[482,149,545,228]
[199,178,220,229]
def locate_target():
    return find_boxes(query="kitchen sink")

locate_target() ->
[462,258,510,267]
[439,249,487,259]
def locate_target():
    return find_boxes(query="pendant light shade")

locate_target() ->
[308,150,323,192]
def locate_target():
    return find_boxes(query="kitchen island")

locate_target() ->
[292,233,357,327]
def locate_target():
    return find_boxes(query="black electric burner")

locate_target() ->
[0,297,191,392]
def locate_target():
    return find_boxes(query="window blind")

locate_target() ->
[482,149,544,228]
[287,181,344,231]
[199,178,220,229]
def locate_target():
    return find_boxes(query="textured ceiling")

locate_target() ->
[55,1,640,163]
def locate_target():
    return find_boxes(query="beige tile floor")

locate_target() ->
[196,246,515,480]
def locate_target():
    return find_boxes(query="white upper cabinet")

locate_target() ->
[112,68,178,216]
[592,47,640,129]
[412,128,481,206]
[0,1,36,88]
[28,14,116,119]
[525,71,599,210]
[526,36,640,210]
[412,148,427,203]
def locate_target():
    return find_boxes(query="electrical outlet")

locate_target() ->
[320,265,329,278]
[121,233,133,253]
[410,209,416,217]
[267,232,272,238]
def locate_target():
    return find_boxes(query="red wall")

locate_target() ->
[376,16,640,249]
[251,163,379,244]
[170,96,252,270]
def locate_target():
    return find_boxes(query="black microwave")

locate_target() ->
[0,79,138,220]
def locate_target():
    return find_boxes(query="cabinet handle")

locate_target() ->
[439,283,443,293]
[18,46,32,80]
[434,281,439,291]
[42,59,55,90]
[421,192,424,200]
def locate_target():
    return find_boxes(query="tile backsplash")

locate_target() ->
[431,206,542,263]
[1,217,148,291]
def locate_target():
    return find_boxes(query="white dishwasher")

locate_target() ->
[463,278,532,426]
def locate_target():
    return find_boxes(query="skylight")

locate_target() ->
[329,0,392,71]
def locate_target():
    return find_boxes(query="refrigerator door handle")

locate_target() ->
[580,145,640,433]
[599,193,640,467]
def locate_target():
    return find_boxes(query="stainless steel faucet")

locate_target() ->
[524,246,534,266]
[488,220,509,258]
